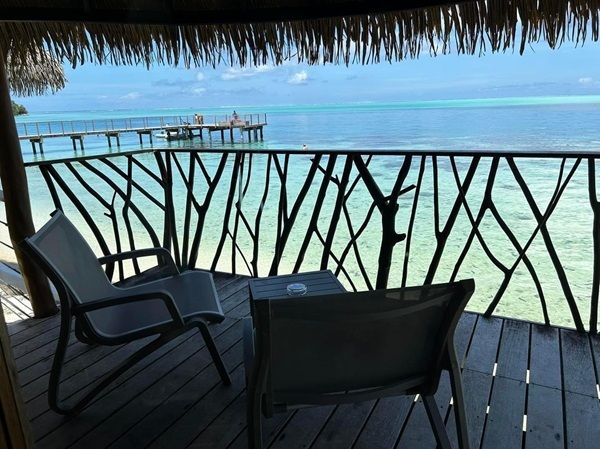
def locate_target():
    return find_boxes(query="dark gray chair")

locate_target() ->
[244,279,475,449]
[21,210,231,415]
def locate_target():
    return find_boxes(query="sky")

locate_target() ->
[16,40,600,112]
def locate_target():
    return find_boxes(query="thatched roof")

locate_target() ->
[6,52,66,96]
[0,0,599,68]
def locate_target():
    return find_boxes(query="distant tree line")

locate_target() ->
[11,101,28,115]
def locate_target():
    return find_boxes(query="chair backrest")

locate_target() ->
[22,210,115,305]
[254,279,474,406]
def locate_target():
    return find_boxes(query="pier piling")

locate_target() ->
[29,137,43,155]
[105,132,120,148]
[70,135,84,151]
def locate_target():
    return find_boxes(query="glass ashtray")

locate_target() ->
[286,283,307,296]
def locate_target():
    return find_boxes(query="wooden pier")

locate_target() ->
[17,114,267,154]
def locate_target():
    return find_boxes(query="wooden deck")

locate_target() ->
[3,273,600,449]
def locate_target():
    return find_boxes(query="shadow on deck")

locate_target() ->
[3,273,600,449]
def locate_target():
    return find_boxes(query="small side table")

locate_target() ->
[248,270,346,317]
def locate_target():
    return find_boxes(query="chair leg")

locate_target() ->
[196,321,232,385]
[449,365,470,449]
[49,327,183,416]
[423,395,452,449]
[246,386,263,449]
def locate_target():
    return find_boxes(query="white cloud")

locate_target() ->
[221,65,275,80]
[120,91,141,100]
[288,70,308,85]
[196,72,205,81]
[579,77,593,85]
[192,87,206,95]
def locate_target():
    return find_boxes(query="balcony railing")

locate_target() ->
[23,149,600,333]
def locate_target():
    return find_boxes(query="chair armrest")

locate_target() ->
[72,290,185,327]
[98,247,179,275]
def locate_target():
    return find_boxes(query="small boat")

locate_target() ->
[155,127,186,140]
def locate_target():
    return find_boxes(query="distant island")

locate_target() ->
[11,101,27,116]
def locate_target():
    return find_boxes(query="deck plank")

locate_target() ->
[310,400,376,449]
[446,369,493,449]
[525,384,563,449]
[267,405,335,449]
[88,337,244,449]
[529,325,561,389]
[564,391,600,449]
[464,316,503,374]
[496,320,530,381]
[480,376,526,449]
[560,329,597,397]
[352,397,413,449]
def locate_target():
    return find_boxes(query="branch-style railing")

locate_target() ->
[23,149,600,333]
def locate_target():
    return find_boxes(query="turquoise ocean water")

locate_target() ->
[10,95,600,329]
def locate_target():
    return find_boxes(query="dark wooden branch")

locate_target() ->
[293,155,337,272]
[130,156,164,186]
[487,158,585,331]
[231,153,247,274]
[425,156,480,285]
[63,162,120,279]
[375,155,412,288]
[122,157,141,276]
[321,155,354,270]
[100,158,165,210]
[315,229,357,292]
[45,165,113,279]
[210,153,242,271]
[39,165,63,211]
[336,200,377,290]
[187,153,229,269]
[589,157,600,333]
[353,155,386,211]
[194,153,213,185]
[268,155,322,276]
[449,157,507,273]
[402,156,426,288]
[251,154,272,276]
[79,159,161,249]
[179,154,196,268]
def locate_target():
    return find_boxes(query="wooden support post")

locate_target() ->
[30,139,36,155]
[70,135,84,151]
[229,127,234,143]
[116,134,120,147]
[1,307,35,449]
[199,128,203,140]
[0,52,56,317]
[259,127,263,140]
[220,129,225,143]
[107,134,112,148]
[254,128,258,140]
[247,129,252,142]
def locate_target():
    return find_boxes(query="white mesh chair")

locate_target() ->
[244,279,475,449]
[21,210,231,415]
